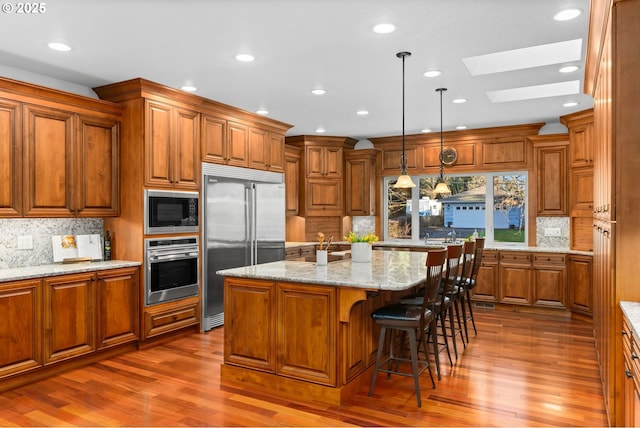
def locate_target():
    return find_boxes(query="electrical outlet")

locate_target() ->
[544,227,561,237]
[17,235,33,250]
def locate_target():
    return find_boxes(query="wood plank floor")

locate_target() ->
[0,309,607,427]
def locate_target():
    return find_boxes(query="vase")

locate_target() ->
[351,242,372,263]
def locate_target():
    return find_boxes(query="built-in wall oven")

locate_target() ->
[144,236,199,306]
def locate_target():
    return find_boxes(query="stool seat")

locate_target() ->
[371,304,432,324]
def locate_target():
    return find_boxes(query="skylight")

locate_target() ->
[486,80,580,103]
[462,39,583,76]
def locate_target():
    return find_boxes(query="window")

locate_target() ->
[384,172,527,245]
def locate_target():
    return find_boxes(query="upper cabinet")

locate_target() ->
[529,135,569,217]
[286,136,356,217]
[344,149,379,216]
[284,145,301,216]
[0,78,122,219]
[144,100,200,190]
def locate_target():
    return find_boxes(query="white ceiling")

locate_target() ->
[0,0,593,139]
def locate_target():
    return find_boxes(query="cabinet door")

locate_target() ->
[567,255,593,315]
[227,121,249,167]
[248,127,269,170]
[144,100,173,187]
[43,273,95,364]
[0,98,20,217]
[172,107,200,189]
[76,115,120,216]
[0,279,41,377]
[569,122,593,166]
[532,264,566,308]
[284,147,300,216]
[224,278,275,372]
[535,145,568,216]
[23,104,75,216]
[499,252,532,305]
[472,251,499,302]
[267,133,285,173]
[324,146,343,177]
[306,146,324,177]
[305,178,342,216]
[96,267,139,349]
[345,155,375,216]
[201,114,227,164]
[276,282,336,386]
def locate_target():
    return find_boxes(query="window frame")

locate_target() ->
[382,171,529,246]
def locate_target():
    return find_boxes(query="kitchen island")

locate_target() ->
[216,249,431,404]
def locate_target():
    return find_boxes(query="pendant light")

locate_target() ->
[434,87,452,196]
[393,51,416,189]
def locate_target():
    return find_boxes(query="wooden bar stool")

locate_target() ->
[368,248,447,407]
[463,237,485,338]
[437,244,463,360]
[456,240,476,344]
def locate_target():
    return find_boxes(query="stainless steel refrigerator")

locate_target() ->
[201,163,286,331]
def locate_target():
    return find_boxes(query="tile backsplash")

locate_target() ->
[536,216,569,248]
[0,218,103,268]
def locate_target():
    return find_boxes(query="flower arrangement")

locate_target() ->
[344,231,378,244]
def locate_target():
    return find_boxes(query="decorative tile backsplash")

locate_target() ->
[536,216,569,248]
[0,218,103,268]
[352,216,376,236]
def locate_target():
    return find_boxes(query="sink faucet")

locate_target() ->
[423,233,430,244]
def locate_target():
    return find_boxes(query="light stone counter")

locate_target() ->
[621,301,640,338]
[0,260,141,283]
[218,249,427,291]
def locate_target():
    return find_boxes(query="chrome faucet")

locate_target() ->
[423,233,430,244]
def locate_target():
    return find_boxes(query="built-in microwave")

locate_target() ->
[144,189,199,235]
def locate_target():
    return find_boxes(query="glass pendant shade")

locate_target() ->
[434,179,451,195]
[394,173,416,188]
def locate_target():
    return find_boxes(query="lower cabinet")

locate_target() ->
[0,279,42,377]
[622,313,640,426]
[532,253,567,308]
[472,250,499,302]
[499,252,533,305]
[567,254,593,315]
[143,296,200,340]
[0,266,139,390]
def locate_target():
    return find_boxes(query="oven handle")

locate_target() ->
[149,253,198,262]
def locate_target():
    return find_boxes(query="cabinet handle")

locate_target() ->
[603,230,610,237]
[623,330,628,336]
[627,370,633,379]
[632,353,639,360]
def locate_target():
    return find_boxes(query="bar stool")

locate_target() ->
[463,237,485,338]
[456,240,476,344]
[368,248,447,407]
[437,244,463,360]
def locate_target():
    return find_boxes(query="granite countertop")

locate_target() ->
[621,301,640,338]
[286,240,592,256]
[0,260,142,283]
[218,250,428,291]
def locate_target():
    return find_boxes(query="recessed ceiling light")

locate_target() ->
[315,128,326,134]
[311,89,326,95]
[423,70,442,78]
[181,85,197,92]
[48,42,71,52]
[554,8,582,21]
[357,110,369,116]
[421,128,432,133]
[235,54,255,62]
[452,98,467,104]
[559,65,579,73]
[256,109,269,115]
[373,23,396,34]
[456,125,467,130]
[563,101,579,107]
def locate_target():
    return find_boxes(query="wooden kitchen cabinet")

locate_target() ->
[143,295,199,340]
[96,267,139,349]
[284,145,301,216]
[145,99,200,189]
[499,251,532,305]
[306,145,343,178]
[201,115,251,168]
[531,136,569,216]
[532,253,566,308]
[622,313,640,427]
[277,282,336,386]
[344,149,378,216]
[0,279,41,378]
[248,128,285,173]
[471,250,499,303]
[567,254,593,316]
[43,272,96,364]
[0,98,21,217]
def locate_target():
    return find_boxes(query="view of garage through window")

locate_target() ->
[384,172,527,244]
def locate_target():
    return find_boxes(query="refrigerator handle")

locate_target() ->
[249,183,258,265]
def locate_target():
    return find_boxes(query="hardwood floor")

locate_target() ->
[0,309,607,427]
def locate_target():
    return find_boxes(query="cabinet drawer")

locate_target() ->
[533,253,566,265]
[500,252,531,264]
[144,302,198,339]
[285,247,302,259]
[299,245,316,257]
[481,251,499,262]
